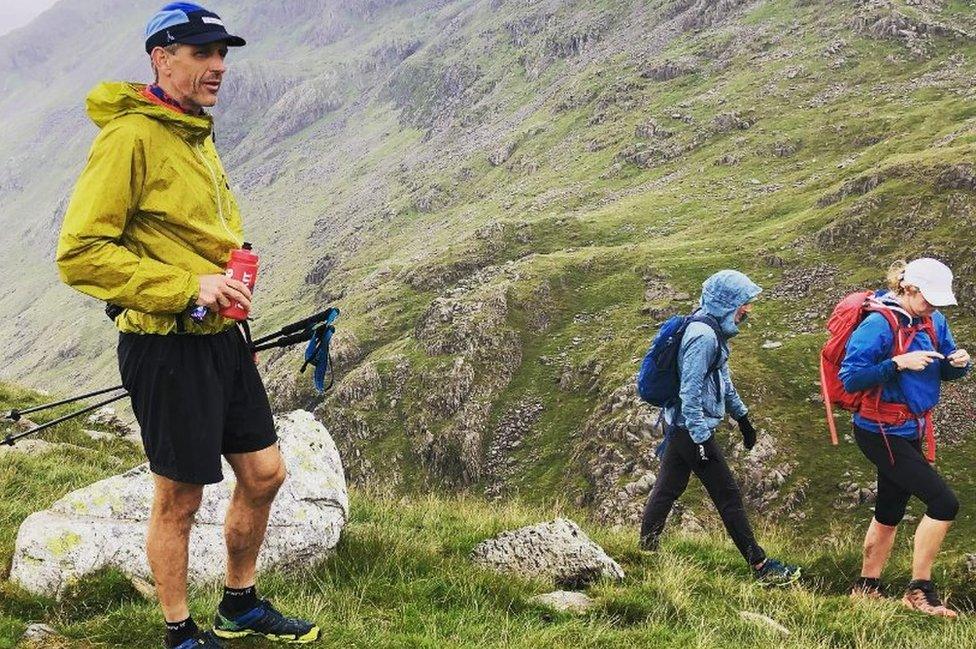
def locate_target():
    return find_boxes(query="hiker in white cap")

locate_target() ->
[839,258,970,617]
[902,257,959,308]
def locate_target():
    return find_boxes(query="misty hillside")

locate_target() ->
[1,0,976,545]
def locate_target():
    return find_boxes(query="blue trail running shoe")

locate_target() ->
[753,558,801,586]
[172,630,225,648]
[213,599,320,643]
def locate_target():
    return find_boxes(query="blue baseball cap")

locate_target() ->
[145,3,245,53]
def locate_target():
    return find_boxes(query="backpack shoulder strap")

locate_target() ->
[687,313,727,375]
[864,300,900,332]
[865,300,941,360]
[863,301,906,354]
[921,316,939,353]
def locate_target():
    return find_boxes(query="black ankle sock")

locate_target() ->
[164,616,199,648]
[220,584,259,618]
[857,576,881,588]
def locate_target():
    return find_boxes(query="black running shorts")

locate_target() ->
[118,327,278,484]
[854,425,959,525]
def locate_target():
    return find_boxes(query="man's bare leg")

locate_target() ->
[223,444,286,588]
[214,444,320,641]
[147,475,205,622]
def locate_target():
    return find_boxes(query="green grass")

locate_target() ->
[2,485,975,648]
[4,381,975,647]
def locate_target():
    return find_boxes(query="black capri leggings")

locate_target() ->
[854,425,959,525]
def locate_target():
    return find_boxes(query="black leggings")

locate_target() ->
[854,425,959,525]
[641,428,766,566]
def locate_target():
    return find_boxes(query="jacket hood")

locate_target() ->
[85,82,212,141]
[699,270,762,337]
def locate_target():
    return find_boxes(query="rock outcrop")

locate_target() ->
[578,383,662,524]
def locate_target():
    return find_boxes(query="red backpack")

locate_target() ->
[819,291,939,462]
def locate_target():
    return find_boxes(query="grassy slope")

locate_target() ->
[1,379,975,649]
[288,0,976,546]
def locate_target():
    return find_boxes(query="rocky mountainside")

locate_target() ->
[2,0,976,541]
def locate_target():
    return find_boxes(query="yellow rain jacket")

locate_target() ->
[56,82,244,335]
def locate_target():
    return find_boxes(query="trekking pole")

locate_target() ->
[1,390,130,447]
[251,307,339,347]
[252,330,313,352]
[6,384,126,422]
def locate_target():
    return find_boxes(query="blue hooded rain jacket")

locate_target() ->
[664,270,762,443]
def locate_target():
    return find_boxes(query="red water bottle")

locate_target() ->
[219,242,259,320]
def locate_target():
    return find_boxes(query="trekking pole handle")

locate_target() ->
[279,307,338,337]
[6,384,126,421]
[254,307,338,345]
[251,331,310,352]
[1,391,129,447]
[251,308,339,346]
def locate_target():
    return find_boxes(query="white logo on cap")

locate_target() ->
[201,17,225,26]
[166,30,175,42]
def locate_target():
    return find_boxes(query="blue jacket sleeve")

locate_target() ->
[839,313,898,393]
[722,363,748,420]
[679,329,718,443]
[935,313,970,381]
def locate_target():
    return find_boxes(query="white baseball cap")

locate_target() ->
[902,257,957,307]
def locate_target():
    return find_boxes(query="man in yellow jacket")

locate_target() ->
[56,4,319,647]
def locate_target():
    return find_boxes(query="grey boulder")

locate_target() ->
[471,518,624,587]
[10,410,347,597]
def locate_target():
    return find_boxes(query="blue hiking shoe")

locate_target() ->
[172,630,225,648]
[213,599,320,643]
[754,558,801,586]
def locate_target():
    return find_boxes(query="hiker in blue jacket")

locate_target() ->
[841,258,969,617]
[640,270,800,584]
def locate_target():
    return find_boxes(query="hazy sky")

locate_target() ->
[0,0,61,37]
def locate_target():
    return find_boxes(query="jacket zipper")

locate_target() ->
[194,143,241,245]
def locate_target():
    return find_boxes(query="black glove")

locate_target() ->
[736,414,757,450]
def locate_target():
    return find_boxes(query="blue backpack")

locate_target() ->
[636,313,725,407]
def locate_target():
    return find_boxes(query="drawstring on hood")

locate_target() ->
[699,270,762,337]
